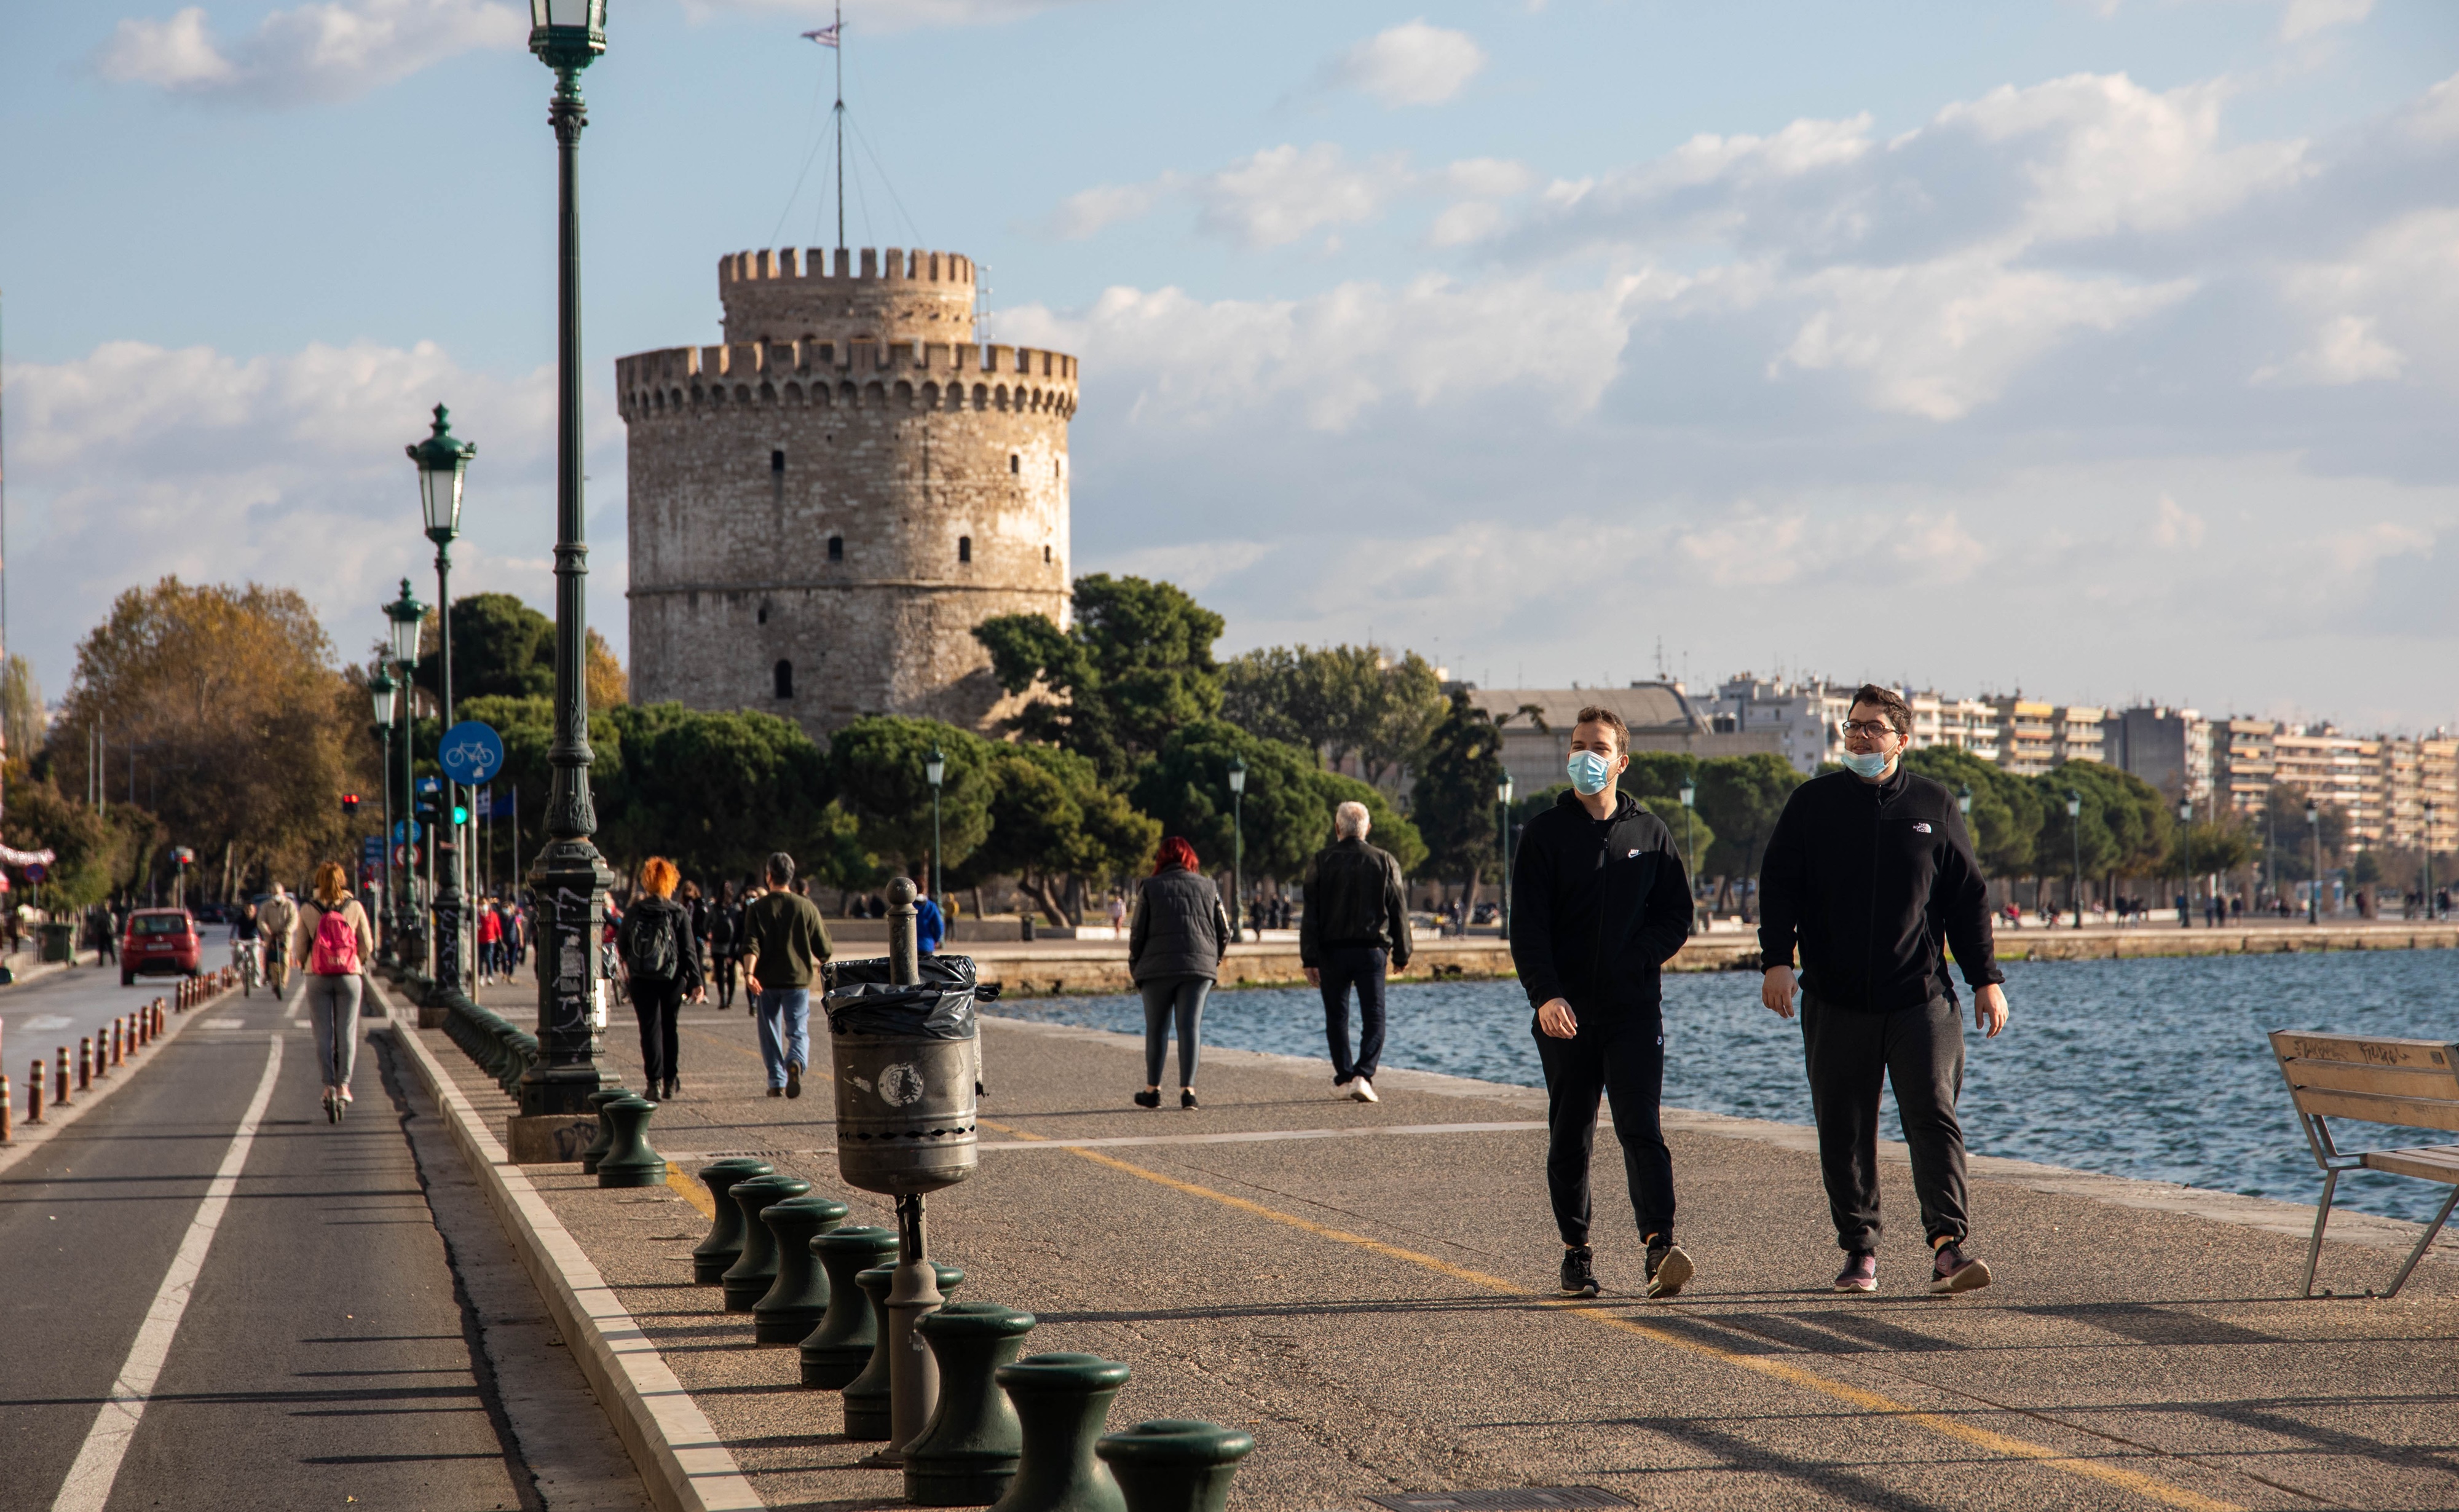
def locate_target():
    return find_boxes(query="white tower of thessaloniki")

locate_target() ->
[615,246,1075,738]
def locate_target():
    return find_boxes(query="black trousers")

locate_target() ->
[1532,1007,1675,1246]
[1317,945,1387,1083]
[1801,992,1969,1251]
[714,953,738,1010]
[634,979,683,1090]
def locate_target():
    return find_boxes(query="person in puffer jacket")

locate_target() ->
[1126,836,1230,1110]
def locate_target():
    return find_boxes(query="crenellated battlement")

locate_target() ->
[717,246,979,346]
[617,337,1078,420]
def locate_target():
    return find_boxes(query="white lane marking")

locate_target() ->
[283,982,304,1022]
[22,1014,73,1031]
[49,1033,285,1512]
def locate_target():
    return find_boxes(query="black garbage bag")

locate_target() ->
[823,980,978,1040]
[824,953,1001,1001]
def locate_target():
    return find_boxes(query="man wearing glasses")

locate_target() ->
[1758,684,2010,1294]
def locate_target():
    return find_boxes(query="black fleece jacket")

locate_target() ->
[1756,766,2003,1011]
[1509,790,1693,1013]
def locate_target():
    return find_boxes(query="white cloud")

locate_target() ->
[2280,0,2372,42]
[1194,144,1407,250]
[1044,177,1180,241]
[679,0,1089,26]
[1322,20,1485,108]
[2150,494,2206,549]
[95,0,524,106]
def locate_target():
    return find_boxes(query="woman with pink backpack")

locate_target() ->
[292,862,377,1123]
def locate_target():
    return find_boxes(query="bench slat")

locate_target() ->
[2269,1030,2458,1073]
[2289,1085,2459,1134]
[2278,1057,2459,1100]
[2363,1146,2459,1184]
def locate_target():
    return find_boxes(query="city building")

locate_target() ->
[2112,705,2214,807]
[2211,720,2278,814]
[1466,683,1788,796]
[1989,698,2058,776]
[617,246,1075,738]
[1705,674,1853,773]
[2052,705,2106,767]
[2425,736,2458,854]
[2272,725,2385,842]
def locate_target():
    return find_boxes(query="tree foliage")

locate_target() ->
[1900,746,2042,878]
[596,704,834,885]
[1222,644,1448,783]
[957,742,1161,924]
[1130,719,1424,883]
[827,717,998,878]
[974,575,1225,781]
[1408,691,1508,888]
[2,655,45,765]
[1694,753,1806,880]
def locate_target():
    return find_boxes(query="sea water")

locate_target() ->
[987,950,2459,1225]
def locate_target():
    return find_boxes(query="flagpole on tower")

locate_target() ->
[832,2,845,253]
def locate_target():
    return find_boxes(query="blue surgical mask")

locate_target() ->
[1566,751,1616,795]
[1839,748,1892,779]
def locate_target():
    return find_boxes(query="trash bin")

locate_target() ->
[38,922,77,964]
[823,956,982,1197]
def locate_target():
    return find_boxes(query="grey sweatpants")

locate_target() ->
[307,973,363,1089]
[1139,975,1212,1087]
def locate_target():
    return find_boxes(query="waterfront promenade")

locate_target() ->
[399,972,2459,1511]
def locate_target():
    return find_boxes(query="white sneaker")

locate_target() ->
[1351,1079,1378,1103]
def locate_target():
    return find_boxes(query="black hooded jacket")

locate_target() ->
[1509,789,1693,1013]
[1756,766,2003,1011]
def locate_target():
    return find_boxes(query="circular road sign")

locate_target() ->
[440,721,505,787]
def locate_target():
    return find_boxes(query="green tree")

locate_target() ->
[1130,719,1423,886]
[957,742,1161,925]
[1695,754,1807,893]
[414,593,557,705]
[974,575,1226,780]
[2057,760,2173,880]
[1223,643,1448,785]
[2,771,157,909]
[1640,797,1716,881]
[826,717,997,878]
[2,654,45,763]
[594,703,837,886]
[1408,691,1507,904]
[422,693,623,892]
[1900,746,2042,878]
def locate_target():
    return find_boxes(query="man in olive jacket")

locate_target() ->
[1300,801,1413,1102]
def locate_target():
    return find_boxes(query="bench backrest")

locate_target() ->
[2270,1031,2459,1134]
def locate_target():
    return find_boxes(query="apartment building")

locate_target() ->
[2211,720,2278,814]
[2053,706,2106,767]
[1707,674,1853,774]
[2112,706,2214,807]
[2272,725,2385,842]
[1989,698,2058,776]
[2425,738,2458,853]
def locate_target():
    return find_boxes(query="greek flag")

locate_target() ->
[802,23,840,47]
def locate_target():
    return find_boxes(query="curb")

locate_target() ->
[379,988,765,1512]
[0,980,230,1178]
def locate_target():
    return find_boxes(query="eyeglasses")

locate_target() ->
[1839,720,1900,740]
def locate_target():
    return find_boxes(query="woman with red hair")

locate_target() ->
[617,856,705,1101]
[1126,836,1230,1109]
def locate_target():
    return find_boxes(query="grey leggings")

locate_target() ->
[306,973,363,1089]
[1139,975,1212,1087]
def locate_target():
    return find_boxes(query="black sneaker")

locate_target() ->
[1180,1089,1199,1109]
[1930,1242,1992,1295]
[1133,1089,1161,1109]
[1834,1251,1877,1293]
[1644,1237,1694,1299]
[786,1060,803,1099]
[1560,1245,1599,1297]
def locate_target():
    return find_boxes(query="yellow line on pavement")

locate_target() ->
[666,1162,716,1218]
[976,1116,2240,1512]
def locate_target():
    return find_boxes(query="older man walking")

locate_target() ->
[1759,683,2010,1295]
[741,851,832,1099]
[1300,800,1413,1103]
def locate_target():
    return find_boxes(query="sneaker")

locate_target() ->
[768,1086,785,1098]
[1133,1089,1161,1109]
[1350,1079,1379,1103]
[1560,1245,1599,1297]
[786,1061,803,1099]
[1834,1252,1878,1293]
[1180,1088,1199,1110]
[1930,1243,1992,1295]
[1644,1238,1694,1299]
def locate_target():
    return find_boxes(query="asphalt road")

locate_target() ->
[0,954,224,1085]
[1,975,644,1511]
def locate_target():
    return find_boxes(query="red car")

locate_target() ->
[123,908,202,985]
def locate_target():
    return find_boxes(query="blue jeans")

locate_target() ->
[755,988,810,1089]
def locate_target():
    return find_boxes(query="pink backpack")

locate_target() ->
[310,906,360,975]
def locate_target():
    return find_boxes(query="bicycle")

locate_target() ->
[234,939,262,996]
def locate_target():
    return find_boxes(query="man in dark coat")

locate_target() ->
[1510,706,1697,1300]
[1300,801,1413,1103]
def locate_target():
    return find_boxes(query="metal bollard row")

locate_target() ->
[1,1074,11,1143]
[55,1047,70,1108]
[691,1159,775,1283]
[594,1097,665,1189]
[79,1039,92,1092]
[752,1195,850,1344]
[578,1086,632,1177]
[436,990,539,1095]
[720,1175,813,1311]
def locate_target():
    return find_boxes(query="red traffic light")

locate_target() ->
[341,793,362,814]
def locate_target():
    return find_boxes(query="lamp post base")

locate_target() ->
[518,834,610,1116]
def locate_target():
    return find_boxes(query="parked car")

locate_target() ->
[123,908,201,985]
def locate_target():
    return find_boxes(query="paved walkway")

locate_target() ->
[438,975,2459,1512]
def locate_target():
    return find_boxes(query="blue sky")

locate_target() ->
[2,0,2454,731]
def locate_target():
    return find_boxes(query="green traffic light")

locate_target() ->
[452,805,470,825]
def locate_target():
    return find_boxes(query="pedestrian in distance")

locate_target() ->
[1510,706,1697,1301]
[292,863,376,1124]
[1299,800,1413,1103]
[915,877,946,956]
[476,897,503,985]
[740,851,832,1098]
[1127,836,1229,1110]
[709,880,741,1012]
[1758,683,2010,1296]
[618,857,705,1102]
[258,883,299,994]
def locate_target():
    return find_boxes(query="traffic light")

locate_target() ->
[452,804,470,826]
[341,793,361,817]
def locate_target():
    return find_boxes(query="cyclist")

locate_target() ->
[230,899,262,990]
[258,883,299,994]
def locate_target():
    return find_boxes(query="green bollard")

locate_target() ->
[989,1355,1131,1512]
[800,1225,901,1387]
[843,1260,965,1441]
[595,1097,666,1189]
[752,1194,851,1344]
[719,1175,813,1312]
[578,1086,632,1176]
[904,1302,1038,1506]
[692,1159,776,1285]
[1094,1421,1255,1512]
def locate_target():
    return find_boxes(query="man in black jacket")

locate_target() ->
[1759,683,2010,1296]
[1300,801,1413,1103]
[1510,707,1698,1299]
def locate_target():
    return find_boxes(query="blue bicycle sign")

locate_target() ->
[440,721,505,786]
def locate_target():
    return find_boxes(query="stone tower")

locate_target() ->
[615,246,1075,738]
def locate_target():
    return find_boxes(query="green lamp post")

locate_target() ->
[2177,794,2193,927]
[925,746,945,908]
[521,0,611,1116]
[1496,773,1514,937]
[370,666,398,964]
[1678,771,1698,935]
[2065,789,2083,929]
[384,578,427,960]
[2307,797,2321,924]
[408,405,473,995]
[1227,757,1247,941]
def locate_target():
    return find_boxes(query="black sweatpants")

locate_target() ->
[1318,944,1387,1084]
[634,978,683,1091]
[1532,1007,1675,1246]
[1800,992,1970,1251]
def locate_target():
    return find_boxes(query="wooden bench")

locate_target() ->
[2269,1030,2459,1297]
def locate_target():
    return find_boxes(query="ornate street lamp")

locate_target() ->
[521,0,612,1116]
[2306,797,2322,924]
[1497,773,1515,938]
[1678,772,1698,935]
[2425,798,2438,921]
[384,578,428,962]
[2177,795,2193,927]
[371,666,398,964]
[1227,756,1247,942]
[2066,789,2083,929]
[408,407,473,994]
[925,746,945,910]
